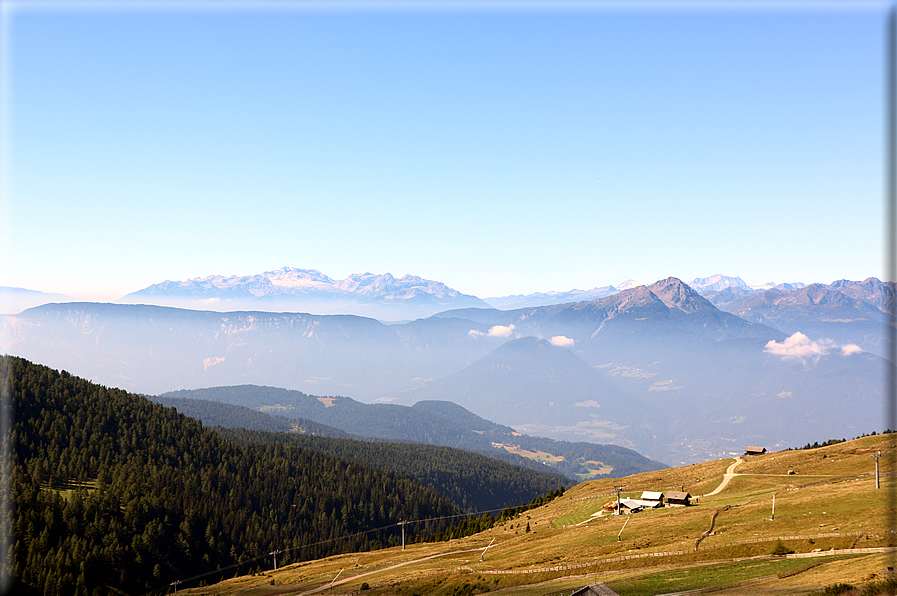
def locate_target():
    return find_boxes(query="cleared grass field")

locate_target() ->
[178,434,897,596]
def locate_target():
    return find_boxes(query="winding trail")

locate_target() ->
[297,547,483,595]
[702,457,743,497]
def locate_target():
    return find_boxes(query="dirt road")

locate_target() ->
[297,547,483,595]
[703,457,744,497]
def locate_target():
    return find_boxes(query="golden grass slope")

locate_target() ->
[180,434,897,596]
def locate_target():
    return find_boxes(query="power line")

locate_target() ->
[145,505,520,595]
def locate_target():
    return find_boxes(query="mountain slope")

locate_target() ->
[151,395,355,437]
[160,384,501,449]
[400,337,658,447]
[215,428,568,512]
[0,286,74,315]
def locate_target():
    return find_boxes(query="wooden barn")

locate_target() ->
[665,491,692,507]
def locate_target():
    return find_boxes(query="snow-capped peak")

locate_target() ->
[262,267,336,289]
[616,279,646,290]
[687,275,750,293]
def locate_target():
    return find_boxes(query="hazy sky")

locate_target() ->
[0,0,889,301]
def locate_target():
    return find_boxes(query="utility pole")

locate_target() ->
[771,494,775,521]
[329,569,343,591]
[269,549,282,570]
[614,486,624,516]
[398,520,409,550]
[480,537,496,562]
[170,580,182,594]
[873,451,882,489]
[618,515,630,542]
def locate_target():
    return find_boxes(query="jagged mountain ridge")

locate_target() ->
[701,278,895,360]
[118,267,490,320]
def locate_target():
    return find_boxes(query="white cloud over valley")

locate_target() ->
[470,324,517,338]
[763,332,862,362]
[489,324,516,337]
[549,335,575,347]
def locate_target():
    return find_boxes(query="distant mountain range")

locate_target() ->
[3,268,818,320]
[116,267,491,320]
[119,270,812,320]
[3,275,891,465]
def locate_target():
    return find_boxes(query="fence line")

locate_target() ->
[460,534,885,576]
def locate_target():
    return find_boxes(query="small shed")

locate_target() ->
[571,583,621,596]
[666,491,692,507]
[641,491,664,504]
[745,446,767,456]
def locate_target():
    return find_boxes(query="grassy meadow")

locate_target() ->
[177,433,897,596]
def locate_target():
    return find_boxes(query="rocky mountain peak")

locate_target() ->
[647,277,714,313]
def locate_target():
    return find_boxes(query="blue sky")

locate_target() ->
[0,1,889,301]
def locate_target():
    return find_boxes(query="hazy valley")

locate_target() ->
[2,273,892,465]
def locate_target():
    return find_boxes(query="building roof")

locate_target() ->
[666,491,691,500]
[745,446,767,453]
[571,583,621,596]
[641,491,664,501]
[620,499,662,510]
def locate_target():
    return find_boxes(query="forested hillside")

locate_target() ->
[161,385,668,479]
[152,395,353,437]
[3,356,461,595]
[154,394,580,482]
[217,428,567,512]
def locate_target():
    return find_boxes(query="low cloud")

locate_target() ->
[489,324,516,337]
[199,297,220,305]
[764,332,862,362]
[469,324,516,339]
[841,344,862,356]
[549,335,575,348]
[203,356,225,369]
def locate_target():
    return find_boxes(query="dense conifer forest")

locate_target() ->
[217,428,566,512]
[3,356,466,595]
